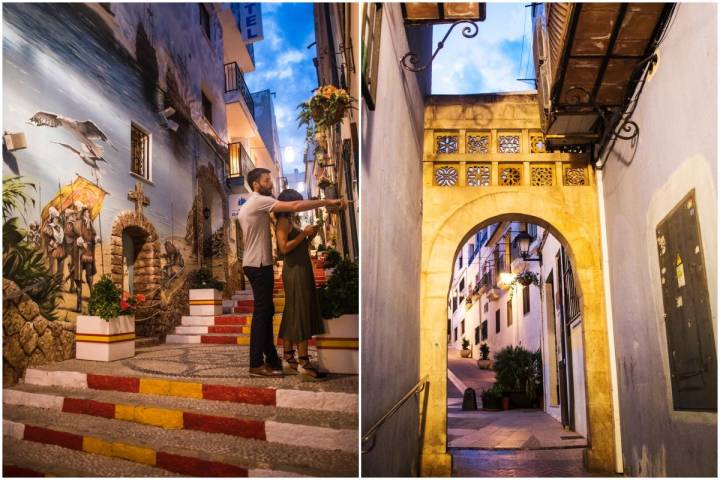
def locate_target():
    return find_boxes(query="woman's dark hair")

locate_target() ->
[276,189,304,219]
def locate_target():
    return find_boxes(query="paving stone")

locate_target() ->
[31,344,358,393]
[451,448,599,477]
[5,404,357,477]
[3,435,175,477]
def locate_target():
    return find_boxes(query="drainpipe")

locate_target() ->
[595,168,624,474]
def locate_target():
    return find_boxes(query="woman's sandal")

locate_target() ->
[298,355,327,380]
[283,350,299,372]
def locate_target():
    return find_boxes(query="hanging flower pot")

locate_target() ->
[317,175,332,189]
[516,271,540,287]
[297,85,356,132]
[323,183,338,200]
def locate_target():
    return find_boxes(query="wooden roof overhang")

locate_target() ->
[545,3,674,148]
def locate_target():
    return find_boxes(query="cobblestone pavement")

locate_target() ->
[34,344,358,392]
[447,347,496,394]
[451,448,596,477]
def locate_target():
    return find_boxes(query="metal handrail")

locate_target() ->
[361,375,429,454]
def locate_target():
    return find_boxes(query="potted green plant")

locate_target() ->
[323,248,342,272]
[516,270,540,287]
[477,342,492,369]
[188,267,225,316]
[492,345,542,408]
[77,276,143,361]
[460,337,472,358]
[481,384,504,411]
[316,260,358,374]
[297,85,356,134]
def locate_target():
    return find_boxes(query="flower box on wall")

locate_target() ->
[316,314,358,374]
[189,289,223,316]
[76,315,135,362]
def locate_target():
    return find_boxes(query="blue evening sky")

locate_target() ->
[243,2,317,180]
[432,2,535,94]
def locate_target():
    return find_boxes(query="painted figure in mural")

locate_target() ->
[161,240,184,288]
[63,201,96,311]
[238,168,348,378]
[41,207,66,276]
[77,204,98,293]
[275,189,326,379]
[62,204,80,291]
[26,221,42,248]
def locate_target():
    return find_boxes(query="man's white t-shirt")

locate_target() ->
[237,192,278,268]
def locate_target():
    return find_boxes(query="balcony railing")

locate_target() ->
[227,141,254,179]
[224,62,255,118]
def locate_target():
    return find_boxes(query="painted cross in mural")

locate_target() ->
[40,176,107,311]
[128,181,150,215]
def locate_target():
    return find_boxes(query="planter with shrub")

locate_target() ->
[492,345,543,409]
[316,259,358,374]
[460,337,472,358]
[477,342,492,369]
[481,384,505,411]
[188,267,224,316]
[76,276,142,361]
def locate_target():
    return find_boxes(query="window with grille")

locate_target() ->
[495,309,501,333]
[461,320,465,334]
[523,285,531,315]
[475,326,480,345]
[200,4,211,40]
[202,92,213,125]
[481,320,488,340]
[130,123,150,180]
[507,300,513,326]
[361,3,382,110]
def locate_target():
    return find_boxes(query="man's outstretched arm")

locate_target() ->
[271,198,348,213]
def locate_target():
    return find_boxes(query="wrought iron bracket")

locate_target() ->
[400,20,479,72]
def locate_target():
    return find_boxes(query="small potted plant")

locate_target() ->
[188,267,225,316]
[481,384,504,411]
[477,342,491,369]
[323,248,342,275]
[316,260,358,374]
[516,270,540,287]
[297,85,356,132]
[460,337,472,358]
[77,276,143,361]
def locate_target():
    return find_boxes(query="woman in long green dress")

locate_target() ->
[275,189,326,379]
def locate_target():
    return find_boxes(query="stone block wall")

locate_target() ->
[3,279,76,386]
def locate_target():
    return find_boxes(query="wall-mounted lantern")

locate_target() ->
[513,229,542,263]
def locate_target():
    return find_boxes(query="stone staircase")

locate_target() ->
[2,257,358,477]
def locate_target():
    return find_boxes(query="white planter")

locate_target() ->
[316,314,358,374]
[76,315,135,362]
[189,288,223,316]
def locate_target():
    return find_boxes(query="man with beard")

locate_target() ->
[238,168,347,377]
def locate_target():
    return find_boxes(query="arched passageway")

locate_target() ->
[420,190,616,475]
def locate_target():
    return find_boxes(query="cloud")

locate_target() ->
[431,3,535,94]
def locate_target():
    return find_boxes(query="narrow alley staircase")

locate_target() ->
[3,258,358,477]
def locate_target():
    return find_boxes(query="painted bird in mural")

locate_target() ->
[26,111,118,158]
[50,141,105,179]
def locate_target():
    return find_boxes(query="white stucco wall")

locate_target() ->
[600,4,717,476]
[360,4,432,477]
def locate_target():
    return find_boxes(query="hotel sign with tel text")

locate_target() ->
[240,3,263,44]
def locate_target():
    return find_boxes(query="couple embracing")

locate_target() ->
[237,168,348,379]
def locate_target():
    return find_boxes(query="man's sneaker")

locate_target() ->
[249,364,283,377]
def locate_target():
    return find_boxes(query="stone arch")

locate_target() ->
[109,211,161,325]
[420,188,616,475]
[196,164,230,292]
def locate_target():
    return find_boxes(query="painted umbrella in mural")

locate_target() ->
[40,175,108,224]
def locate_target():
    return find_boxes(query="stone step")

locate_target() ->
[180,315,282,327]
[174,325,280,335]
[4,404,356,476]
[135,337,160,348]
[22,368,356,413]
[166,334,315,347]
[3,384,356,452]
[3,435,175,477]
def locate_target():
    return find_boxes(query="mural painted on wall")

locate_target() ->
[3,3,235,339]
[40,176,107,312]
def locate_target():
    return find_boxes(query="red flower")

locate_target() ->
[119,300,130,311]
[135,294,146,303]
